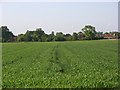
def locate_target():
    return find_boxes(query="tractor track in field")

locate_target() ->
[46,44,65,73]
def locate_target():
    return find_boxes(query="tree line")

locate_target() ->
[0,25,119,42]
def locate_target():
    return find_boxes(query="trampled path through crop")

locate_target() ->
[46,44,65,73]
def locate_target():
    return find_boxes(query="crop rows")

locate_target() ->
[2,40,119,88]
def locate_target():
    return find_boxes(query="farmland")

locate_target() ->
[2,40,119,88]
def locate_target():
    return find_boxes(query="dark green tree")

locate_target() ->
[64,34,72,41]
[41,34,48,42]
[55,32,65,41]
[78,32,85,40]
[72,32,78,40]
[24,31,33,41]
[32,31,39,41]
[17,34,25,41]
[36,28,45,42]
[48,31,55,41]
[0,26,15,42]
[82,25,96,40]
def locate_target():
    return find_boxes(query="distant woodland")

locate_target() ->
[0,25,119,42]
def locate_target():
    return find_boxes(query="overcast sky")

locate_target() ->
[1,1,118,35]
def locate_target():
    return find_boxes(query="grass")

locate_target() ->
[2,40,119,88]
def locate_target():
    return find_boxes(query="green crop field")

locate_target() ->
[2,40,119,88]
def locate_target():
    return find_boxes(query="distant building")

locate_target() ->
[103,32,118,39]
[103,34,113,39]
